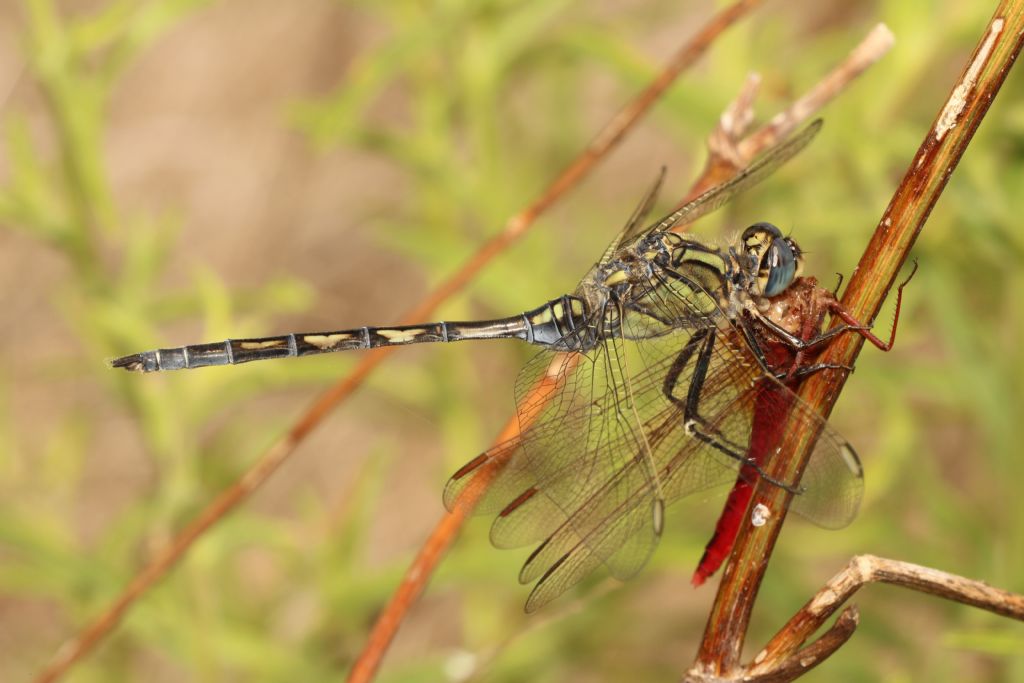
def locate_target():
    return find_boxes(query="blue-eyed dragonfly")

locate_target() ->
[113,120,902,611]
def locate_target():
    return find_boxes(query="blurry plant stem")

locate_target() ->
[25,2,111,287]
[689,2,1024,680]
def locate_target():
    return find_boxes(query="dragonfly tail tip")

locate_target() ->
[110,353,147,372]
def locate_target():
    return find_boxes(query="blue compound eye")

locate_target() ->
[741,222,802,297]
[762,239,798,297]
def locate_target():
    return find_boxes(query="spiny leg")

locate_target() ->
[760,260,919,356]
[827,259,918,352]
[777,362,852,383]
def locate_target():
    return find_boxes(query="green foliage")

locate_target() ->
[1,0,1022,681]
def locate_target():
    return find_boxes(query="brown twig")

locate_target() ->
[747,555,1024,678]
[31,2,766,682]
[743,606,860,683]
[350,17,896,683]
[737,23,895,163]
[685,24,895,200]
[692,2,1024,679]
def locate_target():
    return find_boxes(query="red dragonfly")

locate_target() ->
[690,270,912,586]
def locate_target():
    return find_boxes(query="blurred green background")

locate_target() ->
[1,0,1023,681]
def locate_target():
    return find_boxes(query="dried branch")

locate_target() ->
[732,554,1024,681]
[685,24,894,199]
[349,18,894,683]
[736,23,895,163]
[31,2,765,682]
[742,607,860,683]
[748,555,1024,678]
[693,1,1024,679]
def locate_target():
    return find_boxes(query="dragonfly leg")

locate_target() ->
[735,316,774,373]
[831,271,845,297]
[754,314,853,352]
[792,259,920,353]
[660,329,709,404]
[756,261,917,357]
[827,259,918,352]
[777,362,854,383]
[662,330,801,495]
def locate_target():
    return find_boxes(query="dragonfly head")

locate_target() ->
[741,222,803,298]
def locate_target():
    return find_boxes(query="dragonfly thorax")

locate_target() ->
[595,247,660,295]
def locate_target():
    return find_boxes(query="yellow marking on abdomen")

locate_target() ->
[240,340,286,350]
[303,333,352,349]
[530,309,553,325]
[377,328,426,343]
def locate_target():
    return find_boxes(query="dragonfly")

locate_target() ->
[112,119,904,611]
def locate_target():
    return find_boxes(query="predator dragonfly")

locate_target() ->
[113,120,899,611]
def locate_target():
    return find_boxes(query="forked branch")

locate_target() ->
[745,607,860,683]
[745,555,1024,682]
[686,23,894,199]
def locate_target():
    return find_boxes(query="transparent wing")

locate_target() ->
[632,271,864,530]
[647,120,823,235]
[442,348,598,518]
[506,326,862,611]
[788,416,864,529]
[443,258,863,611]
[650,327,865,530]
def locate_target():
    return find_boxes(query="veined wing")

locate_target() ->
[644,120,823,237]
[632,271,862,531]
[443,304,680,525]
[591,120,822,266]
[445,272,862,611]
[523,327,862,611]
[443,324,693,612]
